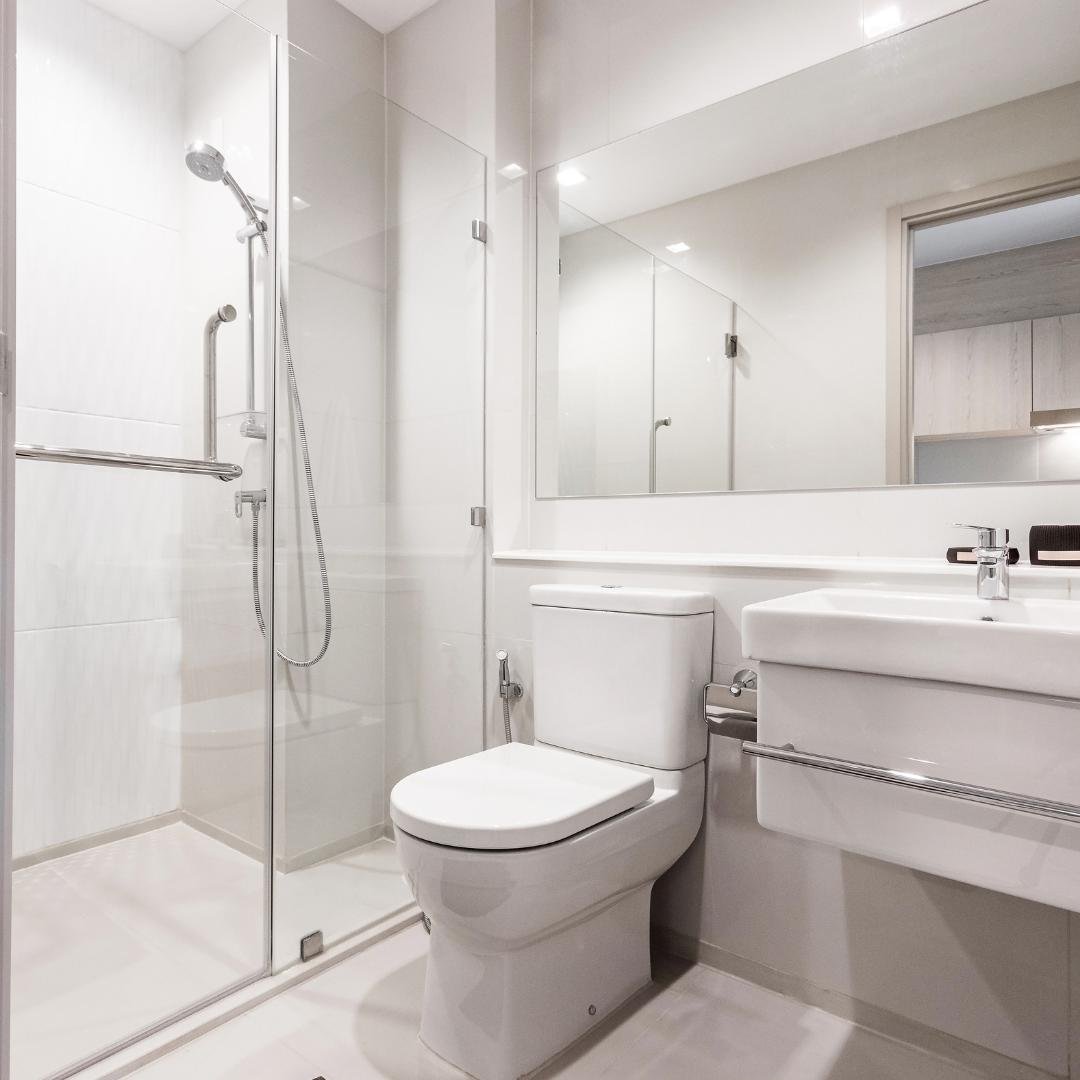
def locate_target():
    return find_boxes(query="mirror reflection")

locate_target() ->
[536,0,1080,497]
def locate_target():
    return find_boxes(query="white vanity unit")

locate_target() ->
[743,589,1080,911]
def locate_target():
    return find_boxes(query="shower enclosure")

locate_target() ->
[0,1,486,1077]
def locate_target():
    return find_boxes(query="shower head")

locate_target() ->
[185,141,226,183]
[185,141,266,235]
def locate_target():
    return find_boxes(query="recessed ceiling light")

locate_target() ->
[1031,408,1080,431]
[862,5,903,38]
[499,162,527,180]
[665,241,691,254]
[557,166,587,187]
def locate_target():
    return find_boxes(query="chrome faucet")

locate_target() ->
[954,523,1010,600]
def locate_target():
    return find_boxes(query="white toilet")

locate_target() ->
[390,584,713,1080]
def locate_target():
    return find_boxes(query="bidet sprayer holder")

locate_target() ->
[497,650,524,702]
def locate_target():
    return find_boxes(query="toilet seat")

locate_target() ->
[390,742,654,850]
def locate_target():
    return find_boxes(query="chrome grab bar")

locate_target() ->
[15,444,242,482]
[743,741,1080,826]
[205,303,236,462]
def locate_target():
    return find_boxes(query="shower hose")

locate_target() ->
[248,230,332,668]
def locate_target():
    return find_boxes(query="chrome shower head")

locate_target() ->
[185,141,226,183]
[185,140,266,236]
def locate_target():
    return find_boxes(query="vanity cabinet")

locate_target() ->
[1033,311,1080,410]
[912,320,1032,436]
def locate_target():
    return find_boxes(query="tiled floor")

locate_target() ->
[11,824,410,1080]
[129,924,997,1080]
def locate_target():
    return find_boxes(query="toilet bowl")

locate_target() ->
[390,585,714,1080]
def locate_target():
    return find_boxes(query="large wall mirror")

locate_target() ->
[535,0,1080,497]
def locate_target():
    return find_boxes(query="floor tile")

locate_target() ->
[130,923,997,1080]
[274,837,413,966]
[12,825,409,1080]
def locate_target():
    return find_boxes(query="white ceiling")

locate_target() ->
[88,0,236,50]
[334,0,440,33]
[88,0,437,50]
[914,193,1080,267]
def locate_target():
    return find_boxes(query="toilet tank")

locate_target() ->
[530,585,714,770]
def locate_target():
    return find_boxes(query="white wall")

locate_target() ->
[13,0,186,856]
[493,1,1080,1077]
[518,0,1080,564]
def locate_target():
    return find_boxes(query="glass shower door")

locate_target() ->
[271,50,486,965]
[9,2,277,1076]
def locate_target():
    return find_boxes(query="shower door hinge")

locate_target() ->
[471,219,488,243]
[470,506,487,527]
[724,333,738,359]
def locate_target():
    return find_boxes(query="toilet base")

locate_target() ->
[420,884,653,1080]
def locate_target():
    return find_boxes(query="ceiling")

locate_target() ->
[88,0,236,49]
[88,0,438,50]
[914,193,1080,267]
[334,0,440,33]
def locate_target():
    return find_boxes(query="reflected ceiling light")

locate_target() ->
[291,195,311,211]
[862,4,902,37]
[665,241,691,253]
[499,162,527,180]
[557,166,587,187]
[1031,408,1080,431]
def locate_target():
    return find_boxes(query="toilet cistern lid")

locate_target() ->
[389,743,655,850]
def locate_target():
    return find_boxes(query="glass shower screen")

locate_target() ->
[9,2,277,1076]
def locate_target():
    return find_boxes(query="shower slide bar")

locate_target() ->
[742,740,1080,825]
[14,444,242,481]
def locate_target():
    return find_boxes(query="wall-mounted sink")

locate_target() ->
[744,588,1080,700]
[742,587,1080,913]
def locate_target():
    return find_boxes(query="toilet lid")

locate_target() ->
[389,743,655,850]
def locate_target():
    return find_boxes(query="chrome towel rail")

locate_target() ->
[15,444,242,482]
[743,741,1080,826]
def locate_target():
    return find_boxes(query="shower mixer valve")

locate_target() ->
[234,488,267,519]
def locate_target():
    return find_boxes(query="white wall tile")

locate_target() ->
[16,181,182,425]
[14,0,191,856]
[17,0,184,229]
[13,618,182,857]
[387,0,496,157]
[14,409,182,631]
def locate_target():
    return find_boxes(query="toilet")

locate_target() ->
[390,584,713,1080]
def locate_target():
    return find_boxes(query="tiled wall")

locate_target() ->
[13,0,186,856]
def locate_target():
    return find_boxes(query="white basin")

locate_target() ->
[744,588,1080,700]
[743,587,1080,913]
